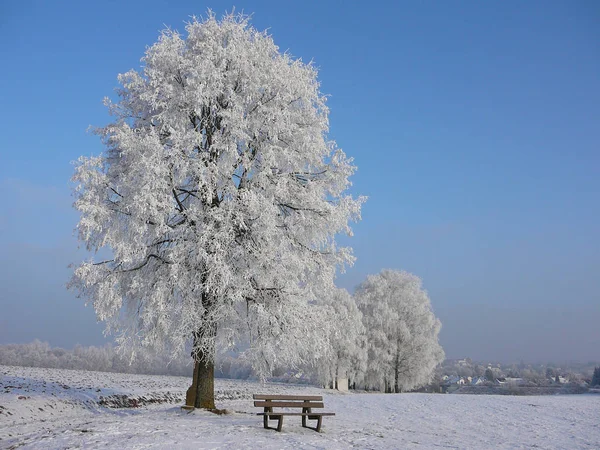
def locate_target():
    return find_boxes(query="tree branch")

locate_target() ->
[116,254,172,274]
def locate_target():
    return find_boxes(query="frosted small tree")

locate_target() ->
[355,270,444,393]
[316,288,367,388]
[70,12,363,409]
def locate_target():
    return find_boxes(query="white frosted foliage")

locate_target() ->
[355,270,444,392]
[69,12,364,375]
[316,288,367,386]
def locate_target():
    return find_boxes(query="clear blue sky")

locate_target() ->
[1,0,598,363]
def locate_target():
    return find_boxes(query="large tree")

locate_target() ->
[70,12,363,409]
[355,270,444,393]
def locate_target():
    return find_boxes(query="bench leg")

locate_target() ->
[304,414,324,432]
[263,413,284,432]
[302,407,309,428]
[263,407,271,429]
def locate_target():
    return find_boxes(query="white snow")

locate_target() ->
[2,365,599,449]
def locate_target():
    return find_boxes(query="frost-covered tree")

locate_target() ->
[355,270,444,393]
[316,288,367,388]
[70,12,363,409]
[591,367,600,386]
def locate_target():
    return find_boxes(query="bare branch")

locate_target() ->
[93,259,115,266]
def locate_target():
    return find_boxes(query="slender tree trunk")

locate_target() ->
[394,351,400,393]
[394,337,401,393]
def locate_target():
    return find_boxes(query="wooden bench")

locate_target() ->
[253,394,335,432]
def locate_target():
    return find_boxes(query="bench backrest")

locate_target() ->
[253,394,325,409]
[253,394,322,401]
[254,400,324,408]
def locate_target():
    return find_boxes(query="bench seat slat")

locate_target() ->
[253,394,323,401]
[254,401,324,408]
[258,412,335,416]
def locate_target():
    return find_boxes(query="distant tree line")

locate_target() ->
[435,358,599,386]
[0,340,255,379]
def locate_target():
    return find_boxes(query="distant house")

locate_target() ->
[446,376,461,385]
[471,377,486,385]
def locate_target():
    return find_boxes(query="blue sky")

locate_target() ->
[1,0,598,363]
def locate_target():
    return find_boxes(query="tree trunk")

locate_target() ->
[185,280,218,410]
[394,337,401,393]
[193,352,215,409]
[185,349,216,409]
[394,354,400,393]
[185,321,217,409]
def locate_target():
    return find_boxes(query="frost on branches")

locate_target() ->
[315,288,367,389]
[355,270,444,393]
[69,12,364,409]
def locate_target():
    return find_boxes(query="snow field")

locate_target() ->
[1,365,599,449]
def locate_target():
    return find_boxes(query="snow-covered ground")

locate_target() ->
[1,365,599,449]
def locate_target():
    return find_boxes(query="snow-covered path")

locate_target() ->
[2,366,599,449]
